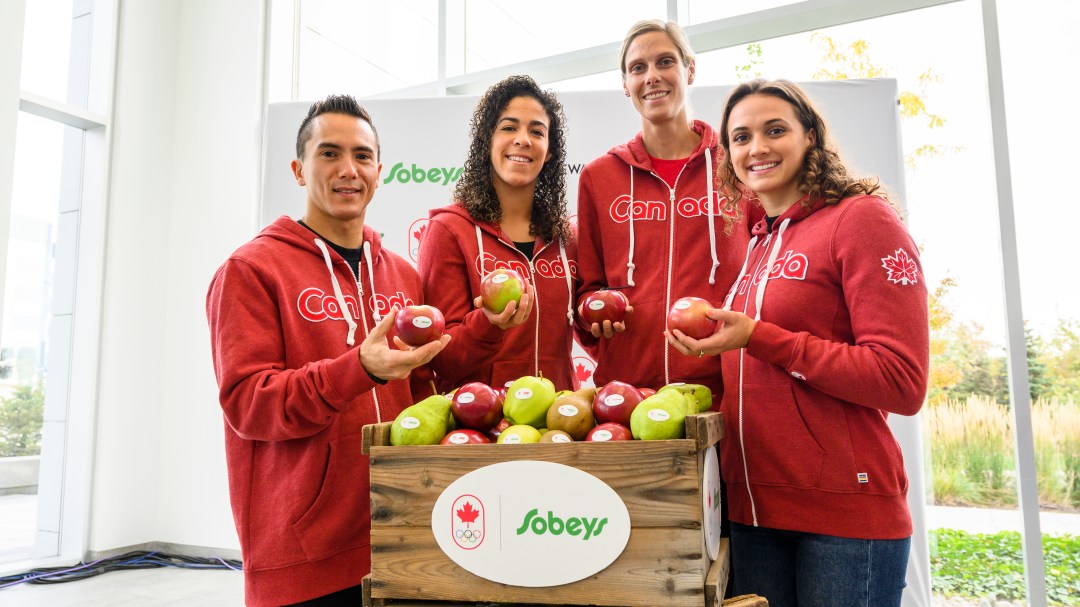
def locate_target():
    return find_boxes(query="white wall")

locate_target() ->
[90,0,263,553]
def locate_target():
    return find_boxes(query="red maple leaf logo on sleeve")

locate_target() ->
[881,248,918,285]
[456,501,480,527]
[413,224,427,244]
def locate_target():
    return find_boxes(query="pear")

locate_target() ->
[503,375,557,428]
[630,390,687,441]
[390,394,453,445]
[545,391,596,441]
[540,429,574,443]
[659,383,714,413]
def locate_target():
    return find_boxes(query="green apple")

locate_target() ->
[496,424,542,444]
[630,391,687,440]
[503,375,557,428]
[390,394,453,445]
[660,383,714,413]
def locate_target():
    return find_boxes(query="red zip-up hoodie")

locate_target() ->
[720,195,929,540]
[207,216,439,606]
[418,203,580,392]
[576,120,756,395]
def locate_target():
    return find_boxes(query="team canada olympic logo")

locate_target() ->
[451,494,485,550]
[881,248,918,285]
[408,218,429,263]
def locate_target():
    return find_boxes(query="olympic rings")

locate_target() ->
[455,529,482,542]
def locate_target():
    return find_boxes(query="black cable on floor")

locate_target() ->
[0,551,242,590]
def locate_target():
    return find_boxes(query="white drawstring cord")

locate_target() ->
[314,239,358,346]
[559,238,573,326]
[706,148,720,284]
[626,165,636,286]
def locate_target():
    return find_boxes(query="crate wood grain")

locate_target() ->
[362,412,726,607]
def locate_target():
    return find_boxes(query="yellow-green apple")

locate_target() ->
[630,391,687,440]
[480,268,526,313]
[503,375,557,427]
[496,424,542,444]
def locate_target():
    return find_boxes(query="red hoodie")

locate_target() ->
[206,216,438,606]
[576,120,756,395]
[720,195,929,540]
[418,203,580,392]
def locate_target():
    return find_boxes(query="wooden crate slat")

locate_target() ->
[685,412,725,451]
[363,422,393,454]
[704,538,731,607]
[370,526,707,607]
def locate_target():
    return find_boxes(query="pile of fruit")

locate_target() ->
[389,378,713,446]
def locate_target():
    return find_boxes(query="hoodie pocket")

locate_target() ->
[727,384,825,489]
[292,433,368,561]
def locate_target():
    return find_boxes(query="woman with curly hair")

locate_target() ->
[575,19,756,396]
[666,79,929,607]
[417,75,580,392]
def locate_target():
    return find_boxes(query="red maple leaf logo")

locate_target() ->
[575,362,592,382]
[413,224,427,244]
[881,248,918,285]
[456,501,480,527]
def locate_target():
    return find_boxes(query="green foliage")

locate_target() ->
[0,383,44,457]
[931,529,1080,605]
[1041,319,1080,401]
[734,43,764,82]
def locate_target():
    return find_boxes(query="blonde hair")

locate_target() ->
[619,19,696,76]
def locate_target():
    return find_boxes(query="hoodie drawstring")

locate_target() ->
[626,165,637,287]
[475,225,486,279]
[706,149,720,285]
[364,241,381,322]
[559,239,573,326]
[314,239,358,346]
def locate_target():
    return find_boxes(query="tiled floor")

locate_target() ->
[1,566,244,606]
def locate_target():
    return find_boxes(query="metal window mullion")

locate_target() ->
[437,0,447,96]
[980,0,1047,605]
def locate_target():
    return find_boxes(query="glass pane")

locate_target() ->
[1,113,64,563]
[546,69,620,92]
[297,0,438,99]
[456,0,666,76]
[695,1,1040,603]
[1000,0,1080,602]
[685,0,802,24]
[20,0,87,105]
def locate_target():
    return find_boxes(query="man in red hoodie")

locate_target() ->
[206,95,451,607]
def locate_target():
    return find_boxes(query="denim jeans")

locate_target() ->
[730,522,910,607]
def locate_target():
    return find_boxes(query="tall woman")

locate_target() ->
[575,19,754,395]
[667,79,930,607]
[418,75,579,392]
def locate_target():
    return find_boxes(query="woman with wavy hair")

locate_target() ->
[417,75,580,392]
[666,79,929,606]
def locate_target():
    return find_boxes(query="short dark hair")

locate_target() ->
[295,94,380,160]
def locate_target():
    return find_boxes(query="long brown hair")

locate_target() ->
[716,79,884,213]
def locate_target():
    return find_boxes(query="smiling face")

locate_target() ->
[622,30,695,126]
[726,93,816,216]
[291,112,382,236]
[489,95,552,193]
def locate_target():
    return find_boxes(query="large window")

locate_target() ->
[0,0,114,567]
[263,1,1073,605]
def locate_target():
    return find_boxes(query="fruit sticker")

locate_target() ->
[550,433,572,443]
[514,388,533,400]
[647,409,670,422]
[400,417,420,429]
[492,273,509,284]
[447,433,472,444]
[451,495,485,550]
[591,429,613,441]
[674,300,692,310]
[457,392,475,404]
[502,434,522,444]
[412,316,433,329]
[587,300,606,310]
[557,404,579,417]
[602,394,624,406]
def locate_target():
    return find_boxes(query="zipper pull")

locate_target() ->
[669,188,676,204]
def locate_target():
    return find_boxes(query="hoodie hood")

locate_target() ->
[610,119,719,171]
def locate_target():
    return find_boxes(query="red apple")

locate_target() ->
[639,387,657,398]
[667,297,717,340]
[450,382,503,432]
[480,268,526,313]
[592,381,644,427]
[580,289,629,326]
[485,418,511,442]
[395,305,445,346]
[586,422,634,442]
[440,429,491,445]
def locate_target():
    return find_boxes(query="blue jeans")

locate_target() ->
[730,522,910,607]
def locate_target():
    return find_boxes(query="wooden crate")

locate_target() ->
[361,412,728,607]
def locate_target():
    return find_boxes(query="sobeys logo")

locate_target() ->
[514,508,609,540]
[383,162,463,186]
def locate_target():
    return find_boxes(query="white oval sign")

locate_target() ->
[703,447,722,561]
[431,461,631,587]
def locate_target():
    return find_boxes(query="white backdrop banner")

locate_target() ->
[261,79,929,607]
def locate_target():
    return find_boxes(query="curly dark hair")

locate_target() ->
[716,79,885,214]
[453,75,571,243]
